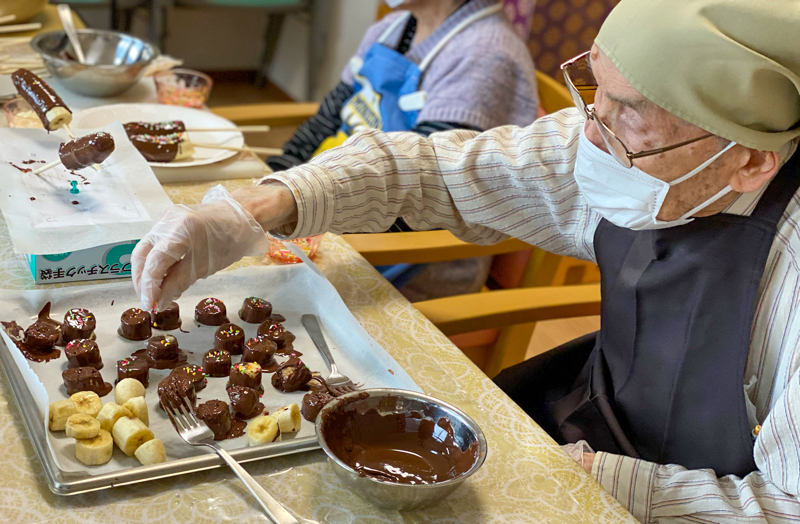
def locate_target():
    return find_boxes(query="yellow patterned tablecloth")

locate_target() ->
[0,179,635,524]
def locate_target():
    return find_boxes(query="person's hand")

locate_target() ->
[582,452,595,474]
[131,184,290,311]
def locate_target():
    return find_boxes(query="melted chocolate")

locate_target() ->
[132,334,188,370]
[257,322,294,349]
[118,308,152,341]
[202,349,231,377]
[116,356,149,386]
[23,302,62,351]
[196,399,246,439]
[62,366,112,397]
[238,297,273,324]
[8,162,31,173]
[152,302,181,330]
[242,336,277,369]
[228,361,262,391]
[58,132,115,170]
[157,373,196,410]
[123,121,186,136]
[227,385,264,419]
[171,364,206,391]
[11,69,71,130]
[195,298,228,326]
[271,360,312,393]
[302,390,336,422]
[321,396,480,485]
[1,316,61,363]
[214,322,244,355]
[65,339,103,370]
[62,308,96,343]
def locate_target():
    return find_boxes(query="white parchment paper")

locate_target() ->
[0,264,419,476]
[0,121,173,254]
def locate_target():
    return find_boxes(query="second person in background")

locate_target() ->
[267,0,539,300]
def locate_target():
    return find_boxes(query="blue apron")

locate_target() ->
[314,4,501,155]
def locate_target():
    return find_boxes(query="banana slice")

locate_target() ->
[97,402,133,432]
[273,404,301,433]
[175,138,195,160]
[115,378,146,407]
[75,429,113,466]
[66,413,101,439]
[247,415,281,446]
[49,399,78,431]
[70,391,103,418]
[134,438,167,465]
[45,107,72,130]
[112,416,154,456]
[123,396,149,426]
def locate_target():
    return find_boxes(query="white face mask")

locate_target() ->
[574,126,737,230]
[385,0,405,7]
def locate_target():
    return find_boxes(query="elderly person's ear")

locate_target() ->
[728,147,781,194]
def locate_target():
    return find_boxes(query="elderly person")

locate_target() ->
[133,0,800,521]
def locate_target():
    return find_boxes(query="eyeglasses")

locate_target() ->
[560,51,713,168]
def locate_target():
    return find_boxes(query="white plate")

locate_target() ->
[73,103,245,168]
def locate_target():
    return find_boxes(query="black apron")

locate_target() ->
[495,151,800,477]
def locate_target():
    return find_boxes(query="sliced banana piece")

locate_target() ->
[97,402,133,432]
[49,399,78,431]
[70,391,103,418]
[123,396,149,426]
[75,429,113,466]
[247,415,281,446]
[112,416,154,456]
[66,413,101,439]
[134,438,166,465]
[175,138,195,160]
[115,378,146,407]
[273,404,301,433]
[45,107,72,130]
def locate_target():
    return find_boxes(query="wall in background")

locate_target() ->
[75,0,379,101]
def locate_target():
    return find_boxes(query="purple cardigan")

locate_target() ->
[342,0,539,131]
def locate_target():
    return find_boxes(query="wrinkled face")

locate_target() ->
[586,45,769,221]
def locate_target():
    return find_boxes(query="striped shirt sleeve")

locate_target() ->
[593,365,800,523]
[265,108,598,261]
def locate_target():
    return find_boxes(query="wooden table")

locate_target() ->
[0,17,636,523]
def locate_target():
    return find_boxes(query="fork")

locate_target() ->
[163,391,301,524]
[301,314,360,395]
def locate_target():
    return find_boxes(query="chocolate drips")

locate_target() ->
[1,303,63,362]
[58,132,115,170]
[321,395,480,485]
[11,69,71,130]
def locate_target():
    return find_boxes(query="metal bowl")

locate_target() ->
[30,29,159,97]
[315,389,487,511]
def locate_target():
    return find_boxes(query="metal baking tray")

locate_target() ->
[0,334,320,495]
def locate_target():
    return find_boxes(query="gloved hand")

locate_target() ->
[561,440,595,471]
[132,185,272,311]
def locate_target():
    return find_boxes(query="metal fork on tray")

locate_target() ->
[301,314,360,395]
[162,392,301,524]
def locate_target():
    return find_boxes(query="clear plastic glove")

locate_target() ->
[131,185,271,311]
[561,440,595,469]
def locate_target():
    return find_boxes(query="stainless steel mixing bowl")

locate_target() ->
[315,388,488,511]
[30,29,159,97]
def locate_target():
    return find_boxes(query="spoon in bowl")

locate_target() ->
[57,4,86,64]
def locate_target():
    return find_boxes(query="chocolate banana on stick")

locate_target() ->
[32,132,116,175]
[11,68,72,131]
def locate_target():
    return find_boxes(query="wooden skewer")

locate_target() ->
[32,159,60,175]
[0,14,16,24]
[0,23,42,34]
[185,125,271,133]
[192,143,283,156]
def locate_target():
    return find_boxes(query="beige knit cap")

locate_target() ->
[595,0,800,151]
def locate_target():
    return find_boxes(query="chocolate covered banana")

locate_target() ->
[11,69,72,131]
[124,121,186,136]
[128,131,195,162]
[58,132,115,170]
